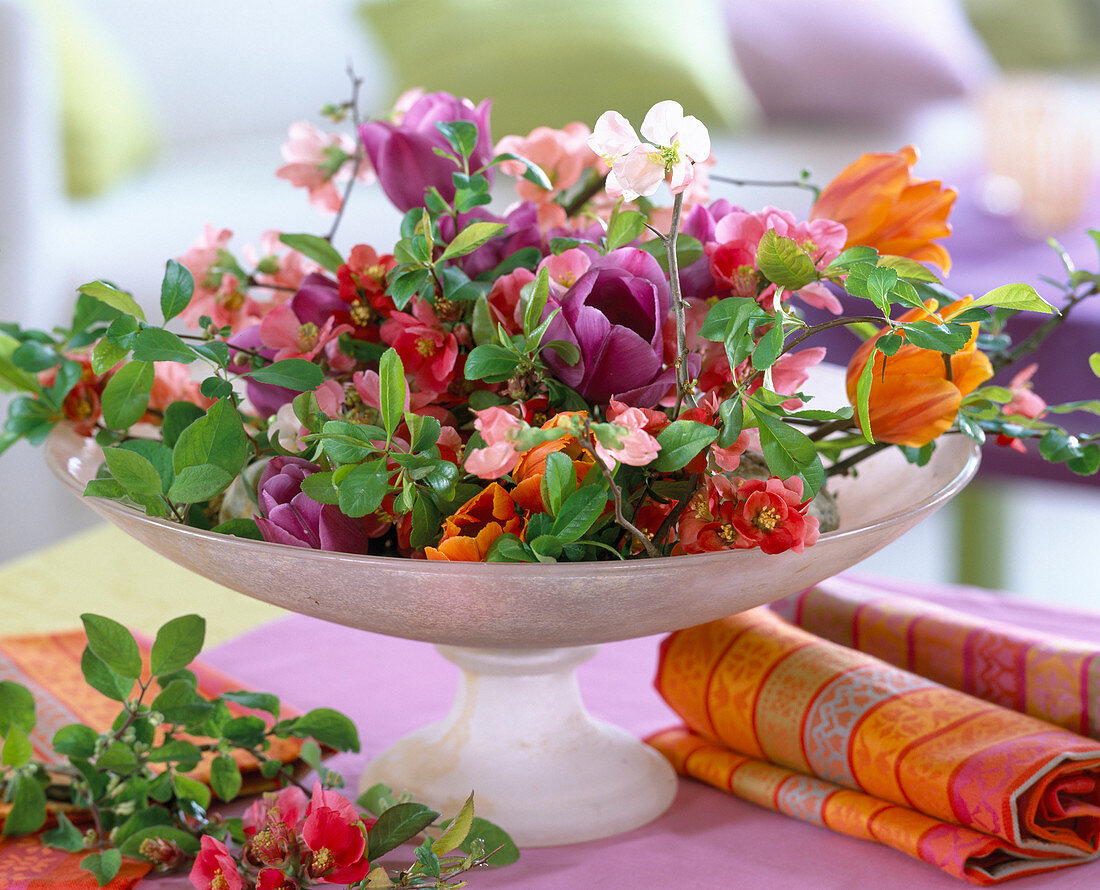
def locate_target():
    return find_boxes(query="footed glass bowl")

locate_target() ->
[45,387,979,846]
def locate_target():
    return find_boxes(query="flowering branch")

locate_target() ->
[325,64,365,243]
[580,420,658,557]
[665,191,696,411]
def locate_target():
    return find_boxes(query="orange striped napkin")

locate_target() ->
[772,577,1100,739]
[650,607,1100,884]
[0,629,304,888]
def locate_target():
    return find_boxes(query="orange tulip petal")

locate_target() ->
[860,375,962,447]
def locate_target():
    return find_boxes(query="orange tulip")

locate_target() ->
[424,482,525,561]
[845,297,993,447]
[811,146,957,272]
[510,413,596,514]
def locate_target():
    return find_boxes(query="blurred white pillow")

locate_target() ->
[725,0,996,121]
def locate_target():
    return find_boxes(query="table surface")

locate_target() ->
[130,575,1100,890]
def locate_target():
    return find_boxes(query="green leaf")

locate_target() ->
[877,255,940,283]
[287,708,361,752]
[299,471,340,505]
[171,773,212,811]
[52,723,98,758]
[210,753,243,802]
[865,266,899,314]
[167,463,234,502]
[160,259,194,322]
[649,420,718,472]
[357,783,397,817]
[436,120,479,158]
[900,320,970,353]
[854,354,876,443]
[2,774,47,835]
[278,233,344,273]
[433,792,475,856]
[92,336,126,374]
[605,210,647,252]
[971,283,1056,314]
[717,396,744,449]
[80,647,133,701]
[172,398,248,477]
[540,451,575,517]
[81,849,122,887]
[0,681,35,736]
[750,320,784,371]
[2,725,32,767]
[471,295,496,346]
[150,614,205,676]
[0,333,43,393]
[378,348,406,439]
[491,151,552,189]
[464,343,522,383]
[12,340,61,372]
[753,405,820,478]
[521,268,551,340]
[210,517,263,540]
[131,327,195,364]
[81,614,143,679]
[146,738,203,769]
[100,360,154,429]
[320,421,385,463]
[118,825,201,858]
[828,245,879,269]
[549,484,608,543]
[152,680,215,727]
[485,533,538,562]
[42,812,85,853]
[756,229,818,290]
[1090,353,1100,378]
[244,358,326,391]
[102,447,163,499]
[222,715,267,748]
[338,462,390,518]
[440,222,507,261]
[77,280,146,322]
[96,741,139,773]
[367,802,441,861]
[460,817,520,865]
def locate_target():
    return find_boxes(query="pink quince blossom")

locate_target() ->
[595,403,662,467]
[588,101,711,202]
[997,363,1048,453]
[244,230,319,297]
[258,303,352,362]
[540,248,593,296]
[276,121,375,214]
[465,406,526,479]
[243,786,308,836]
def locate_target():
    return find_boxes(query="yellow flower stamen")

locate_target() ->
[416,336,437,357]
[297,322,320,352]
[753,505,781,531]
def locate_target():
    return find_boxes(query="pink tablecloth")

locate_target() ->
[148,576,1100,889]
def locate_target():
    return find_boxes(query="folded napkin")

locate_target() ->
[772,577,1100,739]
[650,607,1100,884]
[0,628,305,888]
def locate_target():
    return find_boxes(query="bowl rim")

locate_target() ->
[45,421,981,577]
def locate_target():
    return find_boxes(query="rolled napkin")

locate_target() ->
[650,607,1100,884]
[772,577,1100,739]
[0,628,305,888]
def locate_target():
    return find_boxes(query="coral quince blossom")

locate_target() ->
[495,122,599,204]
[465,406,526,479]
[846,297,993,447]
[811,145,957,273]
[178,226,264,331]
[301,784,371,884]
[588,100,711,202]
[190,834,244,890]
[276,121,374,214]
[678,476,818,555]
[380,300,459,398]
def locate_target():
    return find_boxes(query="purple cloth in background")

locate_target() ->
[143,576,1100,889]
[806,176,1100,488]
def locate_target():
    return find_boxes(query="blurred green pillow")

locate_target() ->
[964,0,1100,69]
[27,0,158,197]
[359,0,753,137]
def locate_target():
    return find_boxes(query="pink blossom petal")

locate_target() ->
[640,100,685,146]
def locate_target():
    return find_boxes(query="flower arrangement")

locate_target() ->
[0,614,514,888]
[1,83,1098,564]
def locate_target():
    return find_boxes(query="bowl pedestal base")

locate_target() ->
[358,643,678,847]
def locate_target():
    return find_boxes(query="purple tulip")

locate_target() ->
[227,325,293,417]
[542,247,680,407]
[678,198,741,299]
[254,456,371,554]
[359,92,495,212]
[290,272,344,326]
